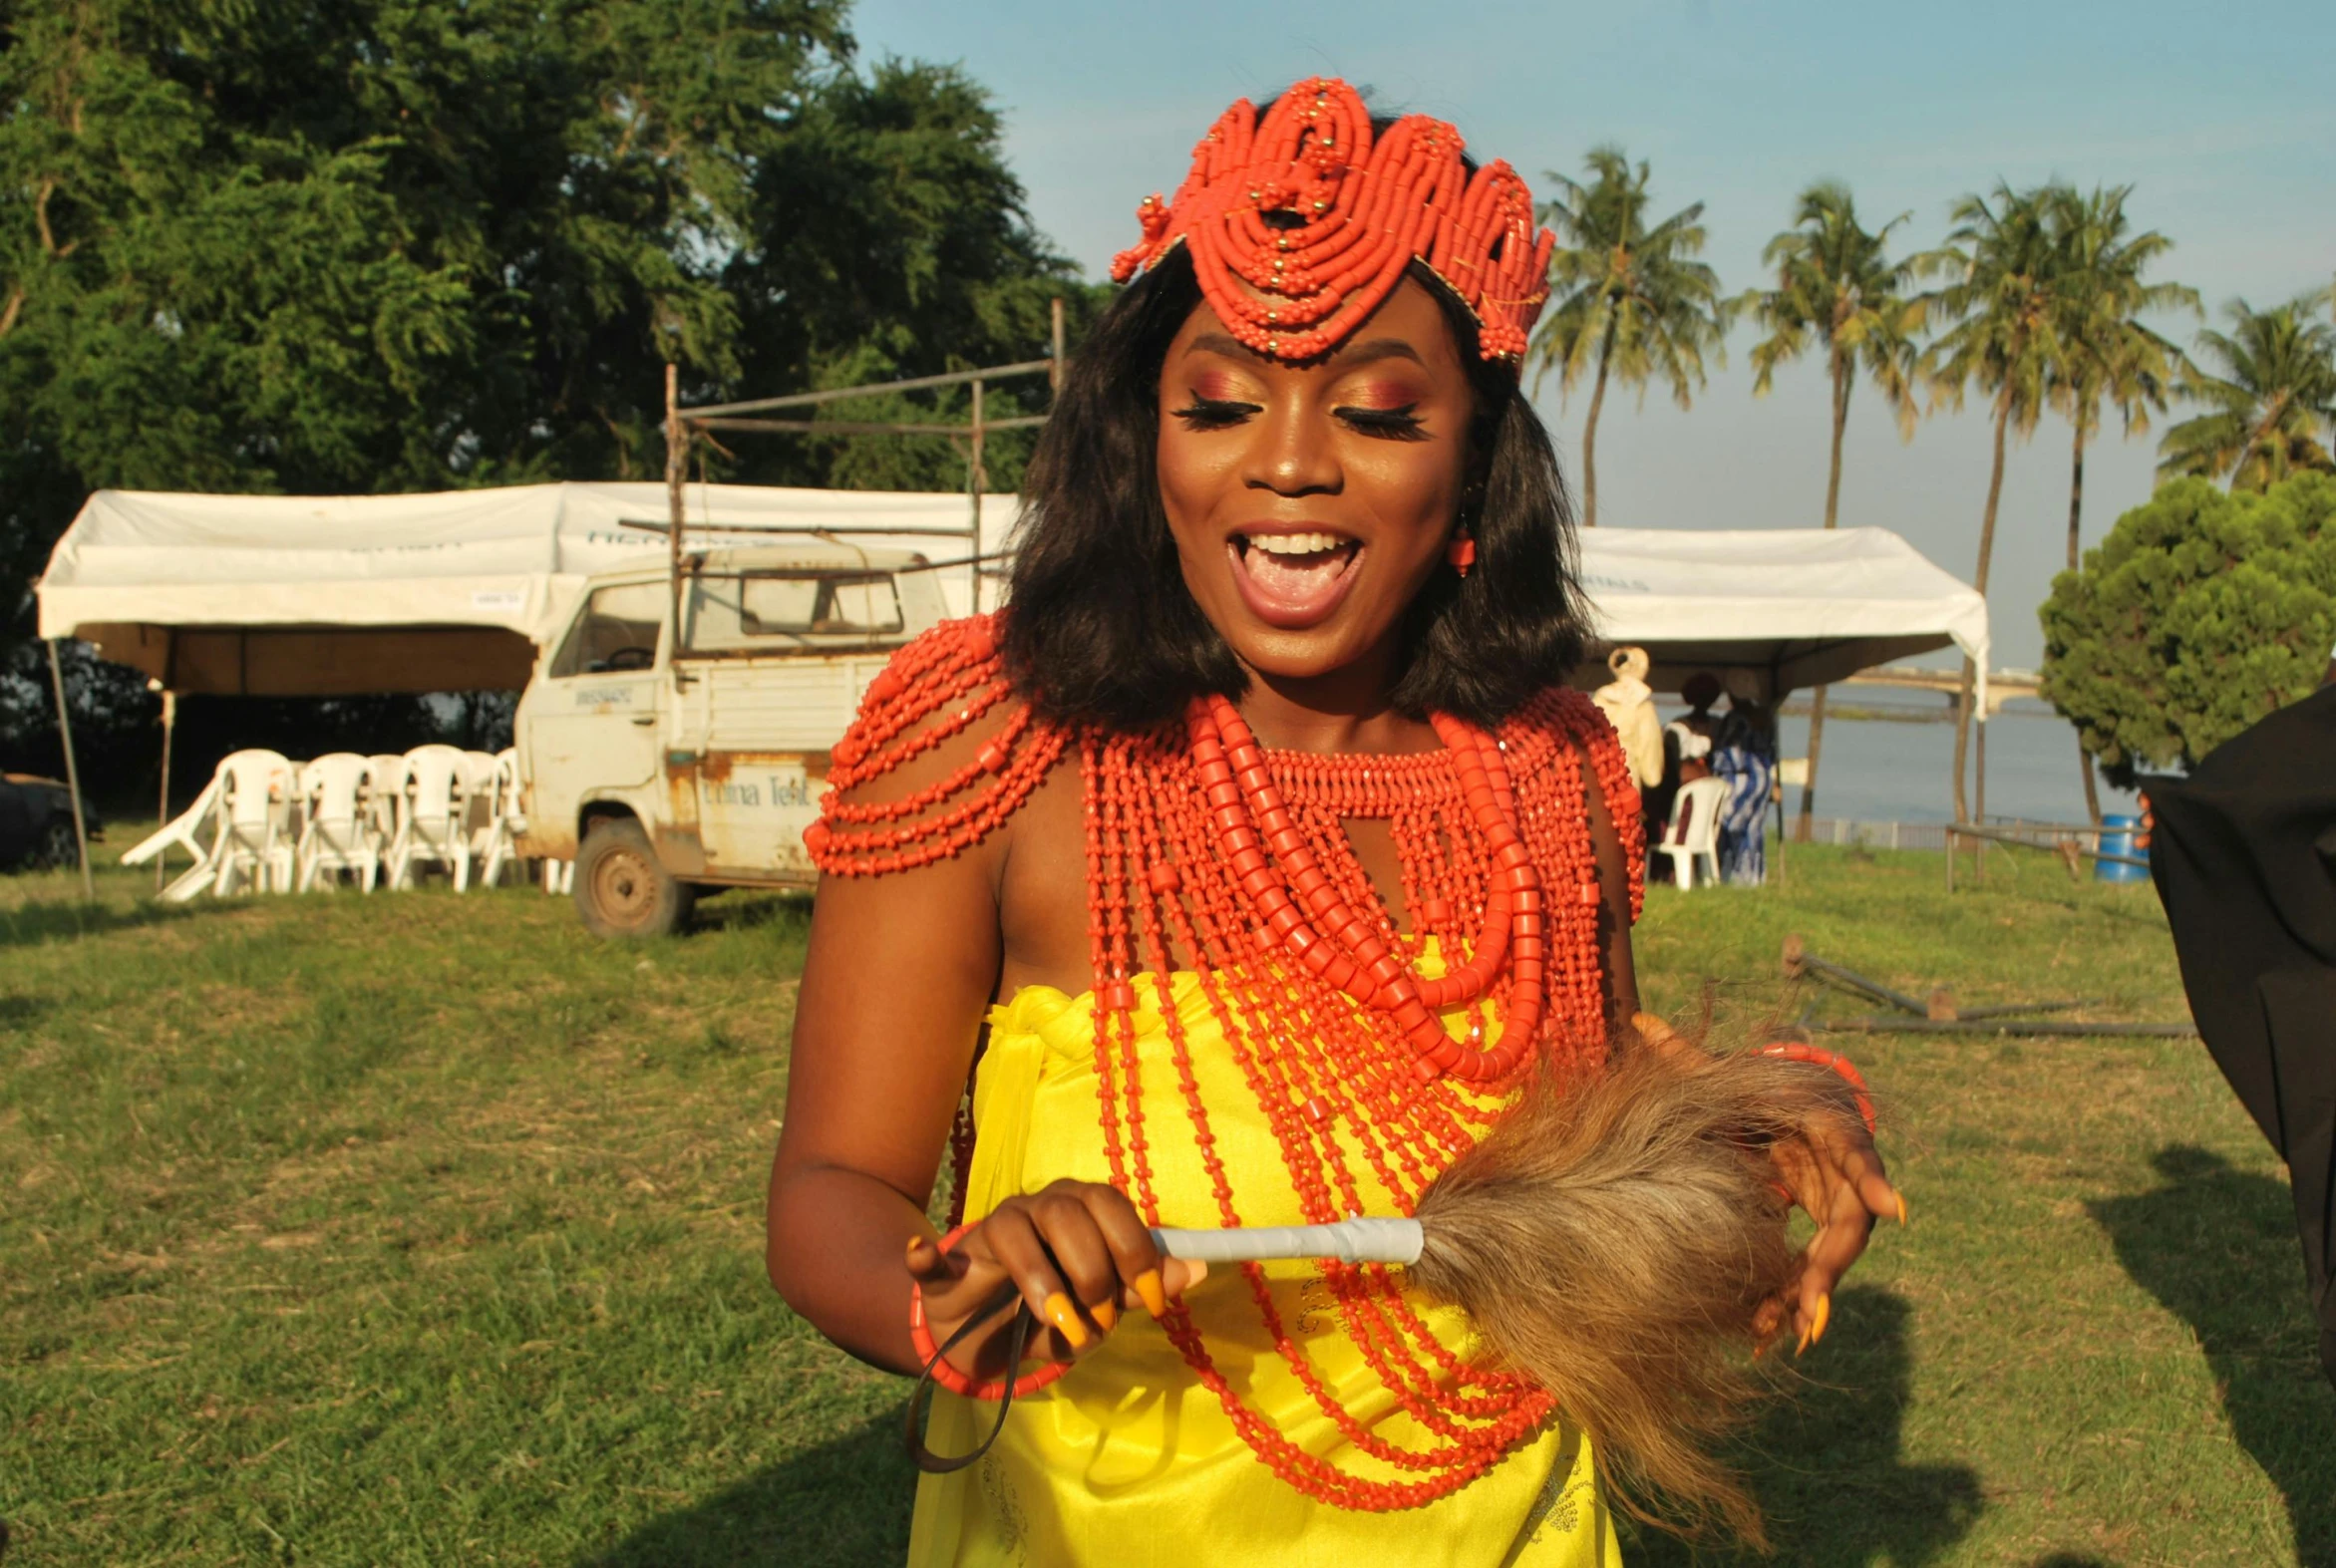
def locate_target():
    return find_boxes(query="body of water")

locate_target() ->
[1658,695,2143,827]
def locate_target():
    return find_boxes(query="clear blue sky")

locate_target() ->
[850,0,2336,668]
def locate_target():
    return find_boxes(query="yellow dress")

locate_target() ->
[906,956,1624,1568]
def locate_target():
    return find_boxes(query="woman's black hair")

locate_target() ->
[1002,149,1590,731]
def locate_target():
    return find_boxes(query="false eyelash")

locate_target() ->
[1170,395,1260,428]
[1335,403,1428,440]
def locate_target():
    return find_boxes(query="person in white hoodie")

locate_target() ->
[1592,645,1665,792]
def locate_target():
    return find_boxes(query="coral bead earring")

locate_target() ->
[1446,532,1477,577]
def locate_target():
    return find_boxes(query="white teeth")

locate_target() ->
[1245,531,1347,556]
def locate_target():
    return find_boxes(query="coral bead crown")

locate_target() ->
[1109,77,1555,364]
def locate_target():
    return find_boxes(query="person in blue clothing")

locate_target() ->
[1709,677,1777,887]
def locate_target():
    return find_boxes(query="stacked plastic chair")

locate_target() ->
[473,749,527,889]
[386,744,476,891]
[192,750,299,897]
[294,754,383,891]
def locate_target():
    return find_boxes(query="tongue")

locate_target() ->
[1242,545,1349,612]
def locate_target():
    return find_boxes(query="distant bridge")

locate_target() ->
[1835,665,2042,719]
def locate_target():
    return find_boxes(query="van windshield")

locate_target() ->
[682,571,905,654]
[551,580,665,676]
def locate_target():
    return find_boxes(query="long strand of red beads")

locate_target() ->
[809,615,1640,1510]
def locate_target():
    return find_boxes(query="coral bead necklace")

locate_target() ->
[810,615,1645,1509]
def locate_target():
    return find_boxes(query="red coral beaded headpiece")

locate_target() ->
[1110,77,1555,364]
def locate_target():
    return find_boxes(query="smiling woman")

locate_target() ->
[1005,242,1588,733]
[766,77,1901,1568]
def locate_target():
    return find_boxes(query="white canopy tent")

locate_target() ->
[37,485,1986,706]
[36,481,1016,696]
[1571,525,1990,713]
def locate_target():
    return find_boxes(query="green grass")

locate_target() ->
[2,838,2330,1566]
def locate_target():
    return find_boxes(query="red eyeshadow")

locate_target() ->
[1342,381,1425,409]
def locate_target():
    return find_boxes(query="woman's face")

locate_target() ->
[1155,276,1476,686]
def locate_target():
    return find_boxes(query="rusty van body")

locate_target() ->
[512,543,945,935]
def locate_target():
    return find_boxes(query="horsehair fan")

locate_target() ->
[909,1033,1871,1545]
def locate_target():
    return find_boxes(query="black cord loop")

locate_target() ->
[904,1281,1035,1474]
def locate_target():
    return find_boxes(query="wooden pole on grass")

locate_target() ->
[156,687,176,893]
[1975,712,1988,885]
[46,639,96,900]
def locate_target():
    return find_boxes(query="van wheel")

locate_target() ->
[574,817,695,938]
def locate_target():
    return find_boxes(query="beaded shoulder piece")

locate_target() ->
[1506,686,1647,924]
[803,615,1062,877]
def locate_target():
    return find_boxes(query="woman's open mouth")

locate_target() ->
[1227,529,1364,630]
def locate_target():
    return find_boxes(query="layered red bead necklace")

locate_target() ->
[810,616,1645,1510]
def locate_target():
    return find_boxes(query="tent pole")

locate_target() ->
[1975,710,1989,886]
[157,688,177,893]
[665,363,684,660]
[46,639,97,900]
[967,377,985,615]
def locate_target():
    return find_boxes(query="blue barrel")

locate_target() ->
[2096,812,2149,882]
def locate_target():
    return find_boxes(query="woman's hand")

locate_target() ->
[1629,1014,1904,1357]
[907,1179,1209,1380]
[1758,1089,1903,1355]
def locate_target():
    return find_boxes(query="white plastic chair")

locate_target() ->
[368,754,408,845]
[122,777,225,901]
[1652,776,1731,890]
[295,754,382,892]
[209,750,298,896]
[386,745,474,890]
[473,749,526,889]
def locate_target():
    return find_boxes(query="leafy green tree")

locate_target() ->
[1917,182,2067,822]
[2040,474,2336,785]
[1527,146,1731,527]
[2157,294,2336,491]
[2043,182,2195,821]
[0,0,1086,773]
[1738,180,1920,837]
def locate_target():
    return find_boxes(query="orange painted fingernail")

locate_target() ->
[1811,1292,1832,1347]
[1092,1297,1117,1332]
[1895,1192,1910,1226]
[1135,1270,1169,1319]
[906,1236,924,1266]
[1043,1292,1090,1349]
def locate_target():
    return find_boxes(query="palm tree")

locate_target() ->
[2044,184,2195,824]
[1916,182,2066,825]
[2157,294,2336,490]
[1739,181,1921,839]
[1527,147,1732,526]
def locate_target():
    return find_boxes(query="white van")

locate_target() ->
[513,543,947,935]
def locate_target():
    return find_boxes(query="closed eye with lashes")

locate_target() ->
[1333,403,1428,439]
[1170,396,1429,440]
[1170,395,1261,428]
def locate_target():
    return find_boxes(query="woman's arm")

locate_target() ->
[1577,753,1641,1025]
[767,794,1007,1373]
[768,722,1202,1381]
